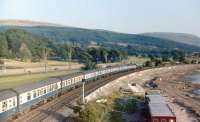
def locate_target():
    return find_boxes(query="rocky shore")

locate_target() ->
[154,65,200,122]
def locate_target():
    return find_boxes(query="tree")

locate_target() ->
[171,50,185,62]
[83,59,96,70]
[0,59,6,73]
[0,33,8,57]
[19,43,32,62]
[162,56,170,62]
[193,52,200,64]
[60,44,73,69]
[101,48,109,63]
[67,45,73,69]
[41,47,50,72]
[145,61,152,67]
[88,48,100,63]
[154,59,162,66]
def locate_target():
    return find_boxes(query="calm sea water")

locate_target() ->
[185,70,200,96]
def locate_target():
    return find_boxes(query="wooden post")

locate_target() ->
[82,79,86,104]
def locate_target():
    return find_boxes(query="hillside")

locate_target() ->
[0,29,53,59]
[141,32,200,47]
[1,26,200,51]
[0,20,200,59]
[0,19,62,27]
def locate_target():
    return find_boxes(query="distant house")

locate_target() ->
[145,93,176,122]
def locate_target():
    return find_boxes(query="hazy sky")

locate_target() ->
[0,0,200,36]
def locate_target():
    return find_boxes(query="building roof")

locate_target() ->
[146,94,175,117]
[146,94,165,103]
[149,103,175,117]
[0,89,16,101]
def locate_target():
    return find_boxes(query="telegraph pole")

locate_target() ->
[82,79,86,104]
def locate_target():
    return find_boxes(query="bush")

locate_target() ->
[191,60,197,64]
[109,111,124,122]
[79,106,96,122]
[114,98,137,114]
[145,61,152,67]
[83,60,97,70]
[78,103,107,122]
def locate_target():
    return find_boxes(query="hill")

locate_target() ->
[141,32,200,47]
[0,29,53,59]
[0,20,200,59]
[0,19,62,27]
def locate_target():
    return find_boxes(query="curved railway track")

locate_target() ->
[12,70,136,122]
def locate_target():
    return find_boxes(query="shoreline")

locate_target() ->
[154,65,200,121]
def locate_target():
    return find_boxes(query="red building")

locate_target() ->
[146,93,176,122]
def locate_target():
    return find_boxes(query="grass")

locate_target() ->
[125,56,150,64]
[3,59,81,68]
[77,92,141,122]
[0,57,147,90]
[0,69,80,90]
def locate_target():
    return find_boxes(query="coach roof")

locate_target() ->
[59,72,84,80]
[0,89,16,101]
[13,78,60,93]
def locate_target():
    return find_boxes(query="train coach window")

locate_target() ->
[13,98,16,107]
[169,119,174,122]
[62,81,65,87]
[27,92,31,101]
[44,88,46,94]
[50,85,53,91]
[153,119,158,122]
[40,89,44,95]
[9,99,12,107]
[54,84,58,89]
[161,119,167,122]
[2,101,7,111]
[33,90,37,98]
[47,85,51,92]
[41,88,44,95]
[67,80,71,85]
[37,89,40,96]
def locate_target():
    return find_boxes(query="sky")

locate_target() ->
[0,0,200,36]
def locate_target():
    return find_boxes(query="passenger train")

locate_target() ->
[0,64,137,120]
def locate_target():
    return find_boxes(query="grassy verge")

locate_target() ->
[0,69,79,89]
[77,92,143,122]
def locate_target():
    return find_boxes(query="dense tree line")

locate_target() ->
[1,29,200,70]
[0,29,127,69]
[1,25,199,53]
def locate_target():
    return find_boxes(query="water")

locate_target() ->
[193,89,200,96]
[185,70,200,97]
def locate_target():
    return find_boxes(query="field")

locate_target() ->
[0,59,83,76]
[125,56,149,64]
[0,69,79,90]
[4,59,68,68]
[0,57,148,90]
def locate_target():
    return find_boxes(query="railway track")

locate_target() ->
[12,70,135,122]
